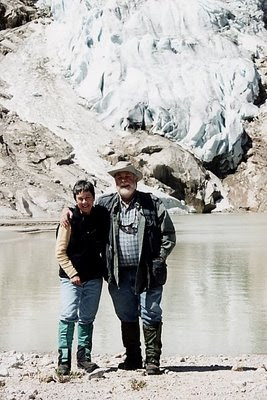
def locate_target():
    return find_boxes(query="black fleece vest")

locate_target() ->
[59,205,109,282]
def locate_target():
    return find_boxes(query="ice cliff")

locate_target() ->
[39,0,267,174]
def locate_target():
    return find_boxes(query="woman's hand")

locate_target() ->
[60,207,73,228]
[70,275,81,286]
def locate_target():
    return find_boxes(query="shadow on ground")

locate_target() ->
[164,365,257,373]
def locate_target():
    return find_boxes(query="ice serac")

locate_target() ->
[41,0,266,174]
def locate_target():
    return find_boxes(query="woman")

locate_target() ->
[55,179,109,375]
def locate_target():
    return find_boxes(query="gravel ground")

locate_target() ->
[0,352,266,400]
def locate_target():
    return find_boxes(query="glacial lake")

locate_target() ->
[0,213,267,356]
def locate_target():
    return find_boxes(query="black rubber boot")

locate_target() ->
[57,349,72,376]
[143,322,162,375]
[77,323,98,373]
[118,321,143,370]
[77,347,98,373]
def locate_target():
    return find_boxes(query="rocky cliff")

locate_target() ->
[0,0,266,218]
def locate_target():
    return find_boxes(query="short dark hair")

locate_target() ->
[72,179,95,200]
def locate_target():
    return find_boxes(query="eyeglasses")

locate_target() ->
[119,221,138,235]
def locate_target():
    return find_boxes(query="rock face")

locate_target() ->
[42,0,266,175]
[0,0,37,30]
[222,52,267,212]
[0,109,100,218]
[223,105,267,212]
[101,132,223,213]
[0,1,110,218]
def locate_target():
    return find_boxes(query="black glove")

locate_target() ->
[152,258,167,286]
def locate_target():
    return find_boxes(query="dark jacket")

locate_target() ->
[97,191,176,293]
[58,205,110,282]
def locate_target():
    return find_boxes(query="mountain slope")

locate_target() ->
[0,0,266,217]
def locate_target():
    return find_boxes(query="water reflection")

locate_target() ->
[165,213,267,355]
[0,213,267,355]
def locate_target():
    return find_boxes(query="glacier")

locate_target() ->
[38,0,267,174]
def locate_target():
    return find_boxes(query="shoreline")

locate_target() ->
[0,219,58,233]
[0,352,266,399]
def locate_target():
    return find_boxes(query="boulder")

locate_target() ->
[101,131,223,213]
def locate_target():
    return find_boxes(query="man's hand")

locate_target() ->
[70,275,81,286]
[152,258,167,285]
[60,207,73,228]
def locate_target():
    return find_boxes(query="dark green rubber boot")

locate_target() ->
[143,322,162,375]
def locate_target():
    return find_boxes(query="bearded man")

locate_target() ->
[98,161,176,375]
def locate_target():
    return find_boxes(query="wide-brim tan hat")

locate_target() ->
[107,161,143,181]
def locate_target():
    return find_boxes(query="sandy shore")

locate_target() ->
[0,352,266,399]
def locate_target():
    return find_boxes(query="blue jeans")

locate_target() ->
[108,269,163,326]
[60,278,102,324]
